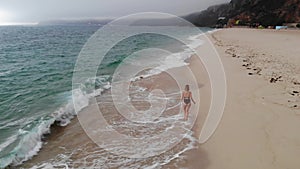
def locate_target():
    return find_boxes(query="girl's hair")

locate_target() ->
[185,85,189,91]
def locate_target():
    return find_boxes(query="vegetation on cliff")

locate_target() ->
[185,0,300,27]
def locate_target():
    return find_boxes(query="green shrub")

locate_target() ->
[258,25,265,29]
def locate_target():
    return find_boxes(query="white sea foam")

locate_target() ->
[207,28,220,34]
[129,34,204,82]
[24,85,196,169]
[27,119,197,169]
[187,35,205,49]
[0,117,55,168]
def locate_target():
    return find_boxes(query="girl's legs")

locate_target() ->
[183,104,188,120]
[186,103,191,120]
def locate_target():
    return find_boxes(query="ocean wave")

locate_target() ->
[0,117,53,168]
[0,77,110,168]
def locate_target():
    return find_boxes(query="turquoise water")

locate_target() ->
[0,25,211,168]
[0,25,100,167]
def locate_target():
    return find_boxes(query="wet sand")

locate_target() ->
[20,53,211,168]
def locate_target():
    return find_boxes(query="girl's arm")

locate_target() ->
[190,92,196,104]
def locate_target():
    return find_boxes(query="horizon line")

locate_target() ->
[0,22,39,26]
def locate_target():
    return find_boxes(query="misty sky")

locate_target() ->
[0,0,229,24]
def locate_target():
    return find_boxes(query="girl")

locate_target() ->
[182,84,196,121]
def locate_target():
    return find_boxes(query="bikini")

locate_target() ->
[184,97,191,104]
[183,93,191,104]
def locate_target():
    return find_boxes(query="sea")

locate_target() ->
[0,24,212,168]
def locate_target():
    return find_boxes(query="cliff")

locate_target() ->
[185,0,300,27]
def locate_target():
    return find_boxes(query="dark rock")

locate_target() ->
[248,73,253,75]
[293,91,299,94]
[270,78,276,83]
[270,76,282,83]
[294,82,300,85]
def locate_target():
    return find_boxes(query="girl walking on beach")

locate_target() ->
[182,84,195,121]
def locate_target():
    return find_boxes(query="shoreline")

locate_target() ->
[19,28,300,169]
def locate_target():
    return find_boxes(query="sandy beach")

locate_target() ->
[20,28,300,169]
[178,28,300,169]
